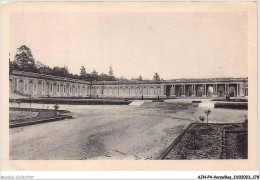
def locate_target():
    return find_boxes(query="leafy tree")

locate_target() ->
[72,74,79,79]
[91,69,98,75]
[80,66,87,77]
[108,66,114,76]
[14,45,37,72]
[204,109,211,123]
[199,116,205,123]
[59,66,70,77]
[153,73,160,81]
[10,46,125,82]
[109,76,116,81]
[38,66,53,75]
[119,76,128,81]
[138,76,143,81]
[52,66,61,76]
[50,66,70,77]
[9,60,19,73]
[99,73,109,81]
[90,70,99,81]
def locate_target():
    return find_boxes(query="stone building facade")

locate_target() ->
[9,70,248,98]
[9,71,91,98]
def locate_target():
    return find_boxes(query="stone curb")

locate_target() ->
[9,115,73,128]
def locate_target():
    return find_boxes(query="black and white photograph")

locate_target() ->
[1,1,258,172]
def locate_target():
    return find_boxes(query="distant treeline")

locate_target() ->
[9,45,160,82]
[9,45,117,81]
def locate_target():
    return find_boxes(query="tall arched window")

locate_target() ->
[25,81,27,91]
[50,83,53,92]
[34,82,37,91]
[57,84,60,92]
[42,82,45,92]
[60,84,63,93]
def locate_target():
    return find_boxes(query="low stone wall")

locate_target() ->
[9,107,72,128]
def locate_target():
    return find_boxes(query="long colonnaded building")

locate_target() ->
[9,70,248,98]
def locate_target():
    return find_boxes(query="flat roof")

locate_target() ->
[11,70,90,84]
[10,70,247,85]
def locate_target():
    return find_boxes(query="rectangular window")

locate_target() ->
[70,86,72,93]
[57,84,60,92]
[42,82,45,91]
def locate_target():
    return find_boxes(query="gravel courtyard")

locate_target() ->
[9,102,248,160]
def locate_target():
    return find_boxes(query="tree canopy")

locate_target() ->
[11,45,38,72]
[80,66,87,77]
[108,66,113,76]
[9,45,132,82]
[153,73,160,81]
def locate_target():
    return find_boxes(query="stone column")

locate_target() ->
[191,84,195,96]
[237,84,239,97]
[181,84,185,97]
[194,84,196,97]
[241,83,245,96]
[213,84,217,97]
[202,84,207,97]
[243,83,246,96]
[216,84,217,96]
[173,85,175,96]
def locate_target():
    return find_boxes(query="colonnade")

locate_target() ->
[166,83,248,98]
[9,71,248,98]
[9,76,90,97]
[90,84,165,98]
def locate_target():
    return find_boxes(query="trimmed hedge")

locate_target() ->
[192,101,202,103]
[214,102,248,109]
[10,98,131,105]
[212,99,248,102]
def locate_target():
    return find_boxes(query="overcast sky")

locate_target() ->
[9,4,248,80]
